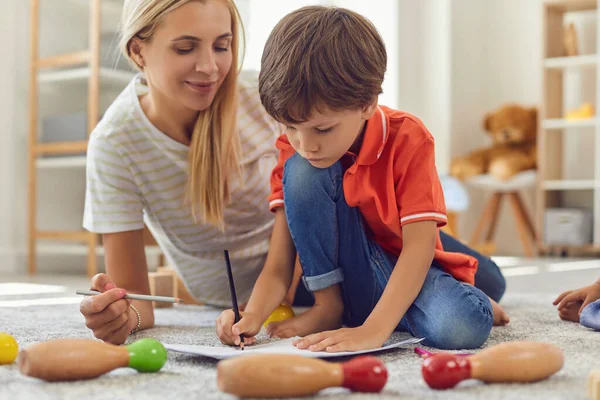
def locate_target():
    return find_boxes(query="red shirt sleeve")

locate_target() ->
[268,134,297,211]
[395,134,447,227]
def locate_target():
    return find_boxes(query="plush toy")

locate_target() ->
[450,104,538,181]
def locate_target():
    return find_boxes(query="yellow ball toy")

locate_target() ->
[0,332,18,365]
[263,304,295,328]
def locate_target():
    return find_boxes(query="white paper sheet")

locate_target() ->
[164,337,424,360]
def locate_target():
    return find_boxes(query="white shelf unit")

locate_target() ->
[538,0,600,254]
[36,156,87,169]
[28,0,159,277]
[39,67,134,86]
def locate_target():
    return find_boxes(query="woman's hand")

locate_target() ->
[79,273,136,345]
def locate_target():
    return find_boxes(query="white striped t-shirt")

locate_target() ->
[83,73,281,307]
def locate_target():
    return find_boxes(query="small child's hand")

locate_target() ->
[553,281,600,320]
[216,309,262,346]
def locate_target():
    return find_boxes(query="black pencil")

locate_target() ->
[224,249,244,350]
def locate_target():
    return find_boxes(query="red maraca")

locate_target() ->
[422,341,564,389]
[217,354,387,397]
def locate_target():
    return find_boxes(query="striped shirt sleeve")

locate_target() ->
[83,134,145,234]
[395,136,447,227]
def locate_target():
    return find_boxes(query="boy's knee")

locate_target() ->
[282,155,343,203]
[422,292,493,350]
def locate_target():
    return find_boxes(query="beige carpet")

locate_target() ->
[0,292,598,399]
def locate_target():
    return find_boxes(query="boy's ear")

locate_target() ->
[361,100,379,120]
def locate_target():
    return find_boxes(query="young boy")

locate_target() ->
[216,5,508,351]
[554,278,600,330]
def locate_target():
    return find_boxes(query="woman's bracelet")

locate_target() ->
[129,304,141,335]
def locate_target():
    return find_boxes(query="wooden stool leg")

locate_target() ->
[469,192,503,253]
[484,193,503,242]
[507,192,534,257]
[512,192,537,241]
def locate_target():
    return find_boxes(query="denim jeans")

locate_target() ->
[284,154,494,350]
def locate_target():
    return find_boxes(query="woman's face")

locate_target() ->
[135,0,233,112]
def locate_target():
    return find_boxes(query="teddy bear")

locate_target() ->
[450,104,538,181]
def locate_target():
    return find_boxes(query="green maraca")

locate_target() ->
[18,338,167,381]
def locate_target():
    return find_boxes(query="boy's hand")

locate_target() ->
[216,309,262,346]
[553,282,600,320]
[292,326,387,353]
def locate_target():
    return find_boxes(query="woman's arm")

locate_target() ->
[102,229,155,330]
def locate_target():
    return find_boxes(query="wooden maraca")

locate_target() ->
[422,341,564,389]
[217,354,387,398]
[18,338,167,381]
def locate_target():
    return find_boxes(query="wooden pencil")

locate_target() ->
[76,289,184,304]
[224,249,244,350]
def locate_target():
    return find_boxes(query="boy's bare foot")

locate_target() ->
[489,297,510,326]
[558,301,581,323]
[266,285,344,339]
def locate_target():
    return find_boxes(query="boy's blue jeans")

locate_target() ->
[284,154,495,350]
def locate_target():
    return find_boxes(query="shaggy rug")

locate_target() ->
[0,292,598,399]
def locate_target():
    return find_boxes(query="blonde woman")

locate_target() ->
[79,0,293,345]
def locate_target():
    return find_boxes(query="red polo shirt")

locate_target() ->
[268,106,478,285]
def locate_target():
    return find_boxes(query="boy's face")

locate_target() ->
[283,104,378,169]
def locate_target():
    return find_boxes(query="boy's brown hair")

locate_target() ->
[258,6,387,123]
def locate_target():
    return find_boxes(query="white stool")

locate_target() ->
[466,170,538,257]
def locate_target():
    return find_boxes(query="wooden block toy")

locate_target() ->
[18,338,166,381]
[422,341,564,389]
[563,22,579,56]
[155,266,204,305]
[589,369,600,400]
[263,304,295,328]
[0,332,18,365]
[149,271,176,308]
[217,354,387,398]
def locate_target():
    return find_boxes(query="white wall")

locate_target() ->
[0,0,19,273]
[451,0,543,255]
[397,0,452,174]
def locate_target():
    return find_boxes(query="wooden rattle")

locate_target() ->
[422,341,564,389]
[18,338,167,381]
[217,354,387,398]
[0,332,18,365]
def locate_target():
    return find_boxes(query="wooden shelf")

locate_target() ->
[544,54,597,69]
[541,118,598,129]
[37,243,163,257]
[39,67,134,85]
[545,0,597,13]
[36,156,87,169]
[542,180,598,190]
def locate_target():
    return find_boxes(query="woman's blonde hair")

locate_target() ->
[120,0,243,229]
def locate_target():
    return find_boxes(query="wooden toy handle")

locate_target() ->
[18,339,128,381]
[217,354,343,398]
[470,341,564,383]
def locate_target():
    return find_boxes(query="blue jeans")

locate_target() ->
[284,155,494,350]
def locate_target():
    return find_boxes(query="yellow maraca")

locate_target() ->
[264,304,295,328]
[0,332,18,365]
